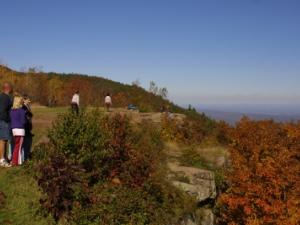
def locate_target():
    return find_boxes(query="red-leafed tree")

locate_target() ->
[217,118,300,225]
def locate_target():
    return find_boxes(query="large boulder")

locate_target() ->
[168,163,216,225]
[168,163,216,203]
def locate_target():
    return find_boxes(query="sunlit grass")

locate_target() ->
[0,167,54,225]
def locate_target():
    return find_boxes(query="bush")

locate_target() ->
[161,112,220,145]
[180,147,212,170]
[34,111,195,224]
[37,154,87,221]
[71,180,195,225]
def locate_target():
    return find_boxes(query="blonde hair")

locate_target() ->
[12,96,23,109]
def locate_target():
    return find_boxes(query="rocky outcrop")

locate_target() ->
[169,163,216,203]
[180,209,214,225]
[168,163,216,225]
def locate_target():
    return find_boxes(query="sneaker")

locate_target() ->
[0,159,11,168]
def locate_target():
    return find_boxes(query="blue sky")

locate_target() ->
[0,0,300,105]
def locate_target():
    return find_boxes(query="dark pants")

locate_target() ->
[71,103,79,115]
[23,134,32,161]
[105,103,111,112]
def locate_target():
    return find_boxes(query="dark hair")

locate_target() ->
[23,94,29,100]
[75,90,79,94]
[106,93,110,96]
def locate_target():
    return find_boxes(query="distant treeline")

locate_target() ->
[0,65,184,113]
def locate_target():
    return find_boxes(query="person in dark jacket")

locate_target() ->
[0,82,13,167]
[22,95,33,161]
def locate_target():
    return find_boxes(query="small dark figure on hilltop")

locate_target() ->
[105,93,112,112]
[71,91,80,115]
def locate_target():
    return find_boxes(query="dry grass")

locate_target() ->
[164,141,228,170]
[31,106,68,145]
[31,106,186,145]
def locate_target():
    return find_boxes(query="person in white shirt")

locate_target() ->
[71,91,80,114]
[105,93,112,112]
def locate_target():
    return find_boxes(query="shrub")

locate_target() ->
[35,111,196,224]
[161,112,220,145]
[180,147,212,170]
[71,180,195,225]
[37,154,87,221]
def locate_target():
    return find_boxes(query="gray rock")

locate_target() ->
[181,217,197,225]
[179,209,214,225]
[199,209,214,225]
[168,163,216,225]
[169,163,216,203]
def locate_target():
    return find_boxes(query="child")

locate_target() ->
[105,93,112,112]
[10,96,26,166]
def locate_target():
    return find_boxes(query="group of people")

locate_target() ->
[71,91,113,114]
[0,84,114,168]
[0,82,33,168]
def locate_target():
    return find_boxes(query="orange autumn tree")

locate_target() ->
[217,117,300,225]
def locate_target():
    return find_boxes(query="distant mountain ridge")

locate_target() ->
[199,108,300,125]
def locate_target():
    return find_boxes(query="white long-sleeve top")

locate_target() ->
[71,94,80,106]
[105,96,112,104]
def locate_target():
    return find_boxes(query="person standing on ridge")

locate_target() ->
[0,82,13,167]
[71,90,80,115]
[105,93,112,112]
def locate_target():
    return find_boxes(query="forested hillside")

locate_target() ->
[0,65,183,113]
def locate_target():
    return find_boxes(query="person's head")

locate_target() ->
[75,90,79,94]
[23,94,31,106]
[12,96,24,109]
[106,93,110,97]
[2,82,13,95]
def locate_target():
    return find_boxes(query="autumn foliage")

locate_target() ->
[217,118,300,225]
[34,111,195,224]
[161,111,225,145]
[0,65,183,113]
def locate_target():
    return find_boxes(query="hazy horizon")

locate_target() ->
[195,103,300,115]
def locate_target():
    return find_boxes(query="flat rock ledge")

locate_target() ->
[168,163,216,225]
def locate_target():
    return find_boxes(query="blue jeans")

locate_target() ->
[0,120,11,141]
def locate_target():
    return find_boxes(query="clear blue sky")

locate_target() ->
[1,0,300,105]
